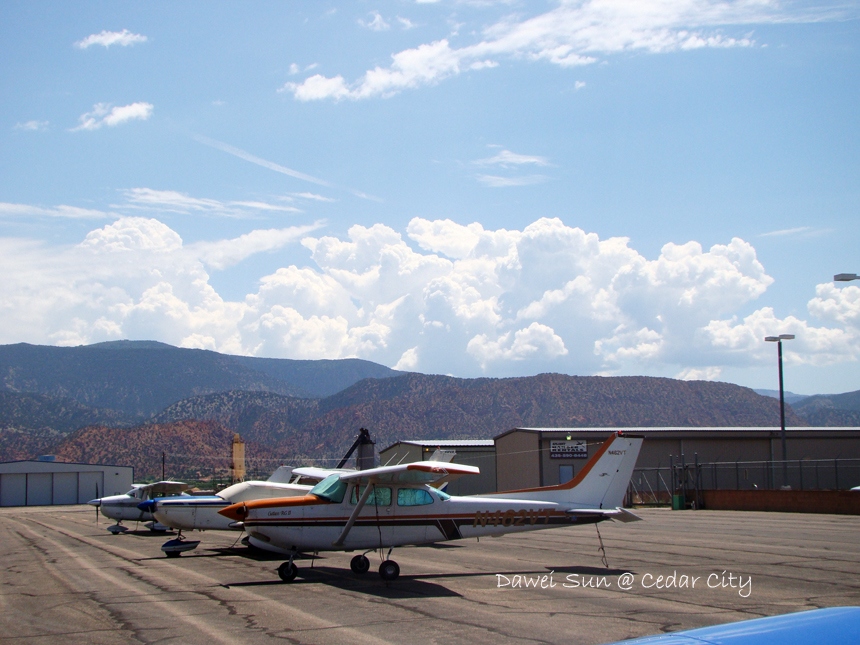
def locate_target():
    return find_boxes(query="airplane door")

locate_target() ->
[350,484,395,547]
[394,487,434,544]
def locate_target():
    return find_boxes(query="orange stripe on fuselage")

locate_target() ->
[218,494,328,521]
[243,494,327,510]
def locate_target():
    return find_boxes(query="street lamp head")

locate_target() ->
[765,334,795,342]
[834,273,858,282]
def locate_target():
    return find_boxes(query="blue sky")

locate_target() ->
[2,1,859,396]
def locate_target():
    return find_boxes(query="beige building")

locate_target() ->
[495,427,860,492]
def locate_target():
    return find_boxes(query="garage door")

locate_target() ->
[53,472,78,505]
[0,473,26,507]
[26,473,52,505]
[77,472,104,504]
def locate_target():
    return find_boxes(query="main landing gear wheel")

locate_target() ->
[277,561,298,582]
[350,554,370,575]
[379,560,400,581]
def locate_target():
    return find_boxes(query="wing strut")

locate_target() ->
[332,482,375,547]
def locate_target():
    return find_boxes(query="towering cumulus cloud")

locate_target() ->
[0,216,855,377]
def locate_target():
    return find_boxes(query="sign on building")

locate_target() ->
[549,440,587,459]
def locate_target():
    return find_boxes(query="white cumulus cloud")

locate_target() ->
[0,215,855,380]
[72,102,153,131]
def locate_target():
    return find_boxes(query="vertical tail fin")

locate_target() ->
[493,432,644,509]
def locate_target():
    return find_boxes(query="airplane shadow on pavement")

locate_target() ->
[223,566,464,599]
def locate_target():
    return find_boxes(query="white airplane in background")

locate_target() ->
[219,431,644,582]
[88,481,192,533]
[138,429,399,556]
[137,466,339,555]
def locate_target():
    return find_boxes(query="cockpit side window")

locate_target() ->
[310,474,348,503]
[397,487,434,506]
[350,485,392,506]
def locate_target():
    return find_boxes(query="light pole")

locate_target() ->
[834,273,859,282]
[765,334,795,488]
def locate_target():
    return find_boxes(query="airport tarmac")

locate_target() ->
[1,505,858,644]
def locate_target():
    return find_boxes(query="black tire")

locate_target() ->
[350,554,370,575]
[165,551,181,558]
[379,560,400,581]
[277,561,298,582]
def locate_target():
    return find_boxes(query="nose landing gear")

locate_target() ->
[278,550,299,582]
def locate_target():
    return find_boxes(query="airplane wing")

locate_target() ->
[144,481,192,496]
[291,466,354,481]
[337,460,480,487]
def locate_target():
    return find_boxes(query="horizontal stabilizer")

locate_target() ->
[565,507,642,523]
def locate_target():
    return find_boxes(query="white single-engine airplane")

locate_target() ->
[136,426,386,554]
[137,467,340,540]
[219,431,644,582]
[88,481,191,533]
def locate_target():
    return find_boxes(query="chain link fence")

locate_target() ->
[629,458,860,507]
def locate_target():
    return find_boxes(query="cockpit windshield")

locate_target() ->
[310,474,348,503]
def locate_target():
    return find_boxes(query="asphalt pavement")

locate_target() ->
[1,505,858,644]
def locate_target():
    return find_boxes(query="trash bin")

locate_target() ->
[672,493,686,510]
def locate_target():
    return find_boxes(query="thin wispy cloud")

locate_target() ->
[759,226,816,238]
[291,192,336,202]
[282,1,849,102]
[190,222,324,270]
[14,120,49,132]
[192,134,381,201]
[474,148,551,187]
[359,11,390,31]
[193,134,333,187]
[477,174,548,188]
[0,202,114,219]
[475,149,550,168]
[122,188,301,219]
[75,29,147,49]
[71,102,153,131]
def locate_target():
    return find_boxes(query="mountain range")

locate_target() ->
[1,341,857,479]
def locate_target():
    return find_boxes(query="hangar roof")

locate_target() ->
[380,440,495,452]
[494,426,860,439]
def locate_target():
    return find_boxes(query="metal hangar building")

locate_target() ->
[0,458,133,507]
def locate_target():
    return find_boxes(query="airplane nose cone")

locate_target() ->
[218,502,247,522]
[87,499,101,507]
[137,500,156,512]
